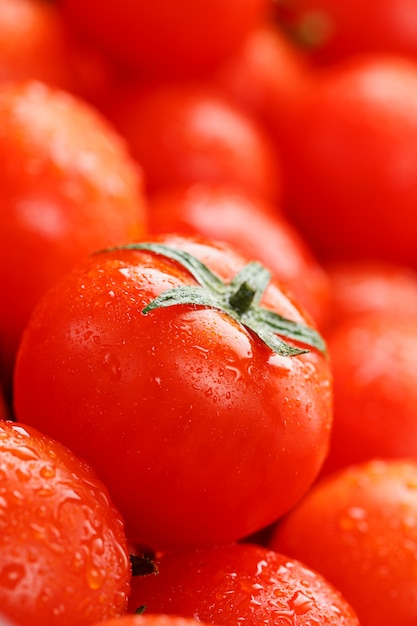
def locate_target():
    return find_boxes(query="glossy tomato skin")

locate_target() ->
[0,80,147,395]
[107,81,281,202]
[13,235,332,550]
[0,420,131,626]
[320,312,417,476]
[60,0,270,78]
[127,543,359,625]
[91,616,211,626]
[148,183,331,328]
[270,460,417,626]
[275,54,417,267]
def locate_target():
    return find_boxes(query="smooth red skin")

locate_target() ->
[324,260,417,329]
[213,22,312,134]
[0,80,147,394]
[13,235,332,550]
[59,0,269,78]
[0,420,130,626]
[276,55,417,267]
[148,184,331,328]
[275,0,417,65]
[107,82,281,202]
[270,460,417,626]
[320,313,417,476]
[127,543,359,625]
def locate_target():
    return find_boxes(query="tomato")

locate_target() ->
[0,80,147,395]
[107,81,281,202]
[0,419,131,625]
[319,311,417,476]
[274,54,417,267]
[274,0,417,65]
[213,21,312,135]
[126,542,359,624]
[91,616,209,626]
[13,234,331,550]
[324,260,417,329]
[270,459,417,626]
[147,183,331,328]
[59,0,270,78]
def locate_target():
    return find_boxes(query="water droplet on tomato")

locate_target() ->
[0,563,25,589]
[86,566,104,590]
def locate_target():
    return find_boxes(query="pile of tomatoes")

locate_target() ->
[2,1,417,625]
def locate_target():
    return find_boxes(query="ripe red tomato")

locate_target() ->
[92,616,210,626]
[214,21,311,134]
[274,0,417,65]
[0,419,131,625]
[106,81,281,201]
[127,543,360,624]
[274,54,417,267]
[147,183,331,327]
[59,0,270,78]
[0,80,147,394]
[320,311,417,476]
[324,260,417,329]
[270,459,417,626]
[13,234,331,550]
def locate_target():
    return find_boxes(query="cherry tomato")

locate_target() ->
[0,420,131,625]
[13,234,331,550]
[274,0,417,65]
[59,0,270,78]
[270,459,417,626]
[275,54,417,267]
[320,312,417,476]
[147,183,331,327]
[0,80,147,394]
[106,81,281,201]
[127,542,359,625]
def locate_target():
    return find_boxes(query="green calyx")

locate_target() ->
[105,242,327,358]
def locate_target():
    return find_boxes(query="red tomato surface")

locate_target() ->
[13,234,332,550]
[324,260,417,329]
[59,0,270,78]
[0,420,131,625]
[270,459,417,626]
[275,54,417,267]
[147,183,331,327]
[0,80,147,395]
[106,81,281,201]
[274,0,417,65]
[91,616,210,626]
[320,312,417,476]
[127,543,359,625]
[214,21,311,134]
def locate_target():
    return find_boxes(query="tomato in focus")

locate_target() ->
[13,234,332,550]
[0,420,131,626]
[270,459,417,626]
[127,543,360,625]
[147,183,331,328]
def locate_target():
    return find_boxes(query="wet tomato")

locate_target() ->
[127,542,360,625]
[0,420,130,626]
[13,234,331,550]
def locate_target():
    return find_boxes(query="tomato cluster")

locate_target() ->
[2,1,417,625]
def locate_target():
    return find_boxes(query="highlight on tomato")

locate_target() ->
[269,459,417,626]
[0,79,147,395]
[126,542,360,625]
[91,615,212,626]
[0,420,131,626]
[13,234,332,551]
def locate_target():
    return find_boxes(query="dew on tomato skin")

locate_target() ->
[2,445,41,461]
[0,563,26,590]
